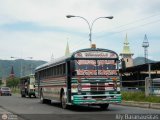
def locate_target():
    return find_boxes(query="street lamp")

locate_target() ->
[66,15,113,47]
[10,56,33,77]
[28,57,33,74]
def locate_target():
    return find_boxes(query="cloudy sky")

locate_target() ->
[0,0,160,61]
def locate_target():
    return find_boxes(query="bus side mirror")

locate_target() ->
[72,71,77,76]
[70,61,75,76]
[121,59,126,71]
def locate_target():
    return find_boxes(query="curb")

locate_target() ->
[114,101,160,109]
[150,103,160,109]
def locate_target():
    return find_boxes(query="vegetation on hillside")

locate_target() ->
[0,59,46,78]
[133,57,156,66]
[0,79,2,86]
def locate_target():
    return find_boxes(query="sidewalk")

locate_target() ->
[115,101,160,109]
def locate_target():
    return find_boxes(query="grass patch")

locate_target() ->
[122,91,160,103]
[11,87,20,94]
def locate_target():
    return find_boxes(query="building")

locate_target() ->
[120,34,134,67]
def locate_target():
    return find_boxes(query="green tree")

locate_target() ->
[6,77,20,88]
[0,79,2,86]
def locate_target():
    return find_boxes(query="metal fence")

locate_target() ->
[120,78,160,96]
[120,80,145,92]
[150,78,160,96]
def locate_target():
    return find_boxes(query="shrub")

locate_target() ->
[122,91,160,103]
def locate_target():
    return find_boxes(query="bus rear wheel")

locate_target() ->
[21,94,25,97]
[99,104,109,110]
[61,91,67,109]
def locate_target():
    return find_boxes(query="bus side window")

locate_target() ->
[63,64,66,75]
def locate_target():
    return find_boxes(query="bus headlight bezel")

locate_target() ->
[77,83,82,94]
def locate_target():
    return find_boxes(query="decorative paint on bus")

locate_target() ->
[70,76,121,104]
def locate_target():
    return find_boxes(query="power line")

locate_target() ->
[96,19,160,39]
[70,39,88,51]
[70,13,160,51]
[71,19,160,51]
[110,12,160,30]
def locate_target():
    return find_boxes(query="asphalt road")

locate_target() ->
[0,94,160,120]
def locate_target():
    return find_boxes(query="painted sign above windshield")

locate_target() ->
[74,51,117,58]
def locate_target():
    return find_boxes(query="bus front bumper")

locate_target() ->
[72,94,121,105]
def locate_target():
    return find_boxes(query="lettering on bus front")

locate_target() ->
[75,60,118,76]
[76,70,117,76]
[74,51,117,58]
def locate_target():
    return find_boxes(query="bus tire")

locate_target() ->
[47,99,51,104]
[29,94,31,98]
[21,94,25,98]
[61,91,67,109]
[99,104,109,110]
[21,91,25,97]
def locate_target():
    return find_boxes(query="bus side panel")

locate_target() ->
[40,77,67,102]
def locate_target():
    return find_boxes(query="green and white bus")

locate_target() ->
[35,47,122,109]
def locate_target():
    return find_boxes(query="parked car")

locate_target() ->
[0,87,12,96]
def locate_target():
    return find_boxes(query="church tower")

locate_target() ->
[10,65,15,78]
[120,34,134,67]
[65,41,70,56]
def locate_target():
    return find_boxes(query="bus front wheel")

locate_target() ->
[99,104,109,110]
[61,91,67,109]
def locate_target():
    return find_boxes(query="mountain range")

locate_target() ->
[0,59,46,78]
[133,57,156,66]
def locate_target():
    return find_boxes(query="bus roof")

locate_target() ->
[35,48,118,72]
[20,74,35,80]
[35,55,71,71]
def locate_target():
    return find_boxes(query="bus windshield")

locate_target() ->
[74,60,118,76]
[30,77,35,85]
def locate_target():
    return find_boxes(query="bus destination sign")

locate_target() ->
[74,51,117,58]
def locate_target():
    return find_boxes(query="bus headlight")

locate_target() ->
[77,84,82,94]
[113,81,117,90]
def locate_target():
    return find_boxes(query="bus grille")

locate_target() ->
[90,83,105,94]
